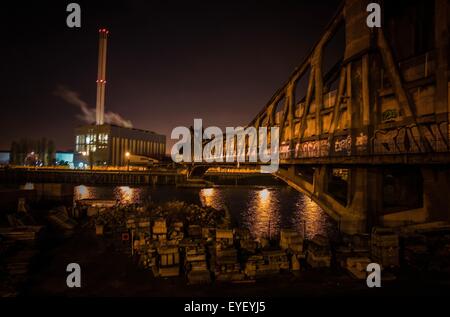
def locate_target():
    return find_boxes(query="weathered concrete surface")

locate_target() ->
[246,0,450,233]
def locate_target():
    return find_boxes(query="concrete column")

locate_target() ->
[313,166,327,198]
[344,0,372,60]
[343,167,368,233]
[422,167,450,222]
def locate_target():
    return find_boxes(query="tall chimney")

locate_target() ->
[96,28,109,125]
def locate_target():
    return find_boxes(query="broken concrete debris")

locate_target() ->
[185,244,211,284]
[371,227,399,268]
[69,199,450,286]
[48,206,77,231]
[157,245,180,277]
[345,257,372,279]
[306,235,332,268]
[2,195,450,296]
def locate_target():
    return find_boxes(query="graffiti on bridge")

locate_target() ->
[372,122,448,154]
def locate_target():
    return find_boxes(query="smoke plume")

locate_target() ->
[54,85,133,128]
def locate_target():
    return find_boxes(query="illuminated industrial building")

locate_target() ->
[73,28,166,168]
[74,124,165,167]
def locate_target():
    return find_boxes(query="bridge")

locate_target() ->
[189,0,450,233]
[1,0,448,234]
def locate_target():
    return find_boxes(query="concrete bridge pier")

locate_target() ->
[380,167,450,227]
[277,165,370,234]
[278,165,450,234]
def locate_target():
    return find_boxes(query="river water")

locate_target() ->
[74,184,338,240]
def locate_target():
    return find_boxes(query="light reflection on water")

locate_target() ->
[199,186,336,240]
[292,195,332,240]
[74,185,337,240]
[75,185,145,205]
[74,185,92,200]
[113,186,144,204]
[199,188,223,210]
[243,188,281,240]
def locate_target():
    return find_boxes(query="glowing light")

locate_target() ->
[200,188,215,207]
[203,188,214,196]
[119,186,132,204]
[74,185,92,200]
[125,152,130,158]
[23,182,34,190]
[101,187,145,205]
[258,189,270,203]
[199,187,223,210]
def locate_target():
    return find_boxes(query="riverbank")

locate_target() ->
[2,183,450,297]
[20,226,450,297]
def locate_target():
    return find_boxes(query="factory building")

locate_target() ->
[74,124,165,167]
[73,28,166,168]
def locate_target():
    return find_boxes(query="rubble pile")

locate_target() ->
[214,230,244,282]
[184,244,210,285]
[280,229,305,271]
[336,233,371,278]
[402,234,428,270]
[214,248,243,282]
[236,228,257,254]
[157,245,180,277]
[403,226,450,273]
[81,199,450,284]
[371,227,399,268]
[85,199,312,284]
[306,235,332,268]
[0,226,43,242]
[152,219,167,241]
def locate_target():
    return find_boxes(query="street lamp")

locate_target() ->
[89,148,96,171]
[125,152,130,171]
[81,152,88,169]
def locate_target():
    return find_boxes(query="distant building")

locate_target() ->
[0,151,10,165]
[73,124,166,168]
[10,138,55,166]
[72,30,166,168]
[56,151,74,168]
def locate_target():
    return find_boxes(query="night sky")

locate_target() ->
[0,0,341,151]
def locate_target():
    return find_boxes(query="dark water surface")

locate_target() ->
[74,184,338,240]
